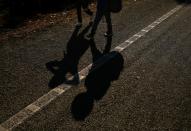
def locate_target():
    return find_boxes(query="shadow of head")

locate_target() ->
[71,51,124,120]
[71,92,94,121]
[85,51,124,100]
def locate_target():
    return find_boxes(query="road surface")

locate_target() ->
[0,0,191,130]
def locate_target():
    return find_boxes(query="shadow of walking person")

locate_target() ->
[46,23,92,88]
[71,39,124,121]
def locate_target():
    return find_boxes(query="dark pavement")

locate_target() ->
[0,0,191,130]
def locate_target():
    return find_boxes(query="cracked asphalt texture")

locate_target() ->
[0,0,191,130]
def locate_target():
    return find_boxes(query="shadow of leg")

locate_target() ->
[103,36,112,54]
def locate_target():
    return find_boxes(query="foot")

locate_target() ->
[104,32,113,37]
[85,33,94,40]
[75,22,82,27]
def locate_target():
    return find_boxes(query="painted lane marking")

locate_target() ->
[112,5,182,52]
[0,5,183,131]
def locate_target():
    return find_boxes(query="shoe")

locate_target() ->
[75,22,82,27]
[104,32,113,37]
[85,33,94,40]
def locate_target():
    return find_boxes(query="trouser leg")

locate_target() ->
[90,9,103,35]
[82,1,93,16]
[104,11,112,34]
[76,3,82,23]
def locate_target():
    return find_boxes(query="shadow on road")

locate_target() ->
[175,0,191,4]
[71,39,124,121]
[46,23,92,88]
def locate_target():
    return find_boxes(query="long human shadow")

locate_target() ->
[71,38,124,121]
[46,23,92,88]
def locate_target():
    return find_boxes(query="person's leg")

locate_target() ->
[89,9,103,37]
[104,11,113,36]
[81,0,93,23]
[82,1,93,16]
[103,36,112,54]
[76,1,82,26]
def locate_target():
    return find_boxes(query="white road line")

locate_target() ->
[0,5,183,131]
[141,29,149,32]
[136,31,147,36]
[25,104,40,113]
[114,46,124,52]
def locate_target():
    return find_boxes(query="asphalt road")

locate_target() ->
[0,0,191,130]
